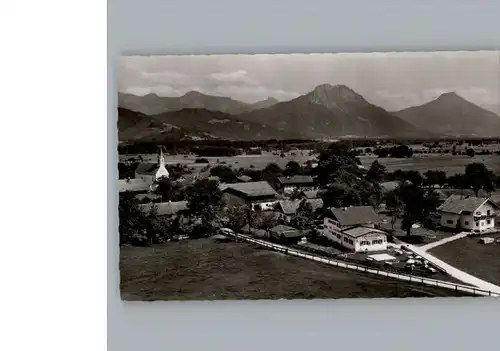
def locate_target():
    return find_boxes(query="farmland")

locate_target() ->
[120,237,468,301]
[429,235,500,286]
[120,151,500,176]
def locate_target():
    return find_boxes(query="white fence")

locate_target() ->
[228,232,499,297]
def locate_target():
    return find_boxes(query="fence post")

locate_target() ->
[489,291,491,297]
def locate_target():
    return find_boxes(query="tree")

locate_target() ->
[384,189,403,232]
[320,183,362,208]
[285,160,302,176]
[396,184,438,236]
[186,179,224,237]
[226,205,251,232]
[405,170,423,187]
[210,165,238,183]
[155,177,186,201]
[366,160,386,183]
[290,200,316,232]
[466,148,475,158]
[463,162,496,196]
[423,170,447,188]
[316,141,362,186]
[257,212,279,239]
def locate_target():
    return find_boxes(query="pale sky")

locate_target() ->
[118,51,500,111]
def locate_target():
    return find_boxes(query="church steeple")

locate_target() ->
[158,147,165,166]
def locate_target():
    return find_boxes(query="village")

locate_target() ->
[118,141,500,299]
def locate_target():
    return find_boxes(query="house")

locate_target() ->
[118,178,151,194]
[139,200,189,218]
[221,181,278,210]
[269,224,305,245]
[276,175,315,194]
[323,206,387,252]
[134,149,170,183]
[275,198,323,222]
[437,195,500,233]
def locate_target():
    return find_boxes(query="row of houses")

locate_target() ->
[119,150,499,252]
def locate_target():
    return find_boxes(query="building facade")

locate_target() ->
[438,195,499,233]
[276,176,315,195]
[323,206,387,252]
[221,181,279,210]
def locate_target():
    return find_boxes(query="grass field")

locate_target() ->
[429,235,500,286]
[359,154,500,176]
[121,152,500,176]
[120,237,469,301]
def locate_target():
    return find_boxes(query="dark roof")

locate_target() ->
[277,175,314,185]
[135,163,159,175]
[269,225,303,238]
[277,199,323,215]
[139,201,189,216]
[221,181,278,198]
[117,179,151,193]
[437,195,499,214]
[301,190,319,199]
[328,206,381,226]
[343,226,387,238]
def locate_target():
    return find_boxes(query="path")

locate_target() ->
[420,232,469,251]
[402,243,500,295]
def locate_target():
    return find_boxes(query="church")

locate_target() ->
[134,148,170,184]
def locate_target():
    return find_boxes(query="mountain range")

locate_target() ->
[394,92,500,137]
[118,91,279,116]
[118,85,500,141]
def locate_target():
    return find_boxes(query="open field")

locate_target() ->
[359,154,500,176]
[121,152,500,176]
[429,235,500,286]
[120,237,469,300]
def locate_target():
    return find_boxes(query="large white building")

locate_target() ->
[438,195,499,233]
[323,206,388,252]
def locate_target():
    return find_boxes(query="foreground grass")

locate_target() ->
[120,238,469,301]
[430,236,500,286]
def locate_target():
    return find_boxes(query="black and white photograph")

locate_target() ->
[117,51,500,301]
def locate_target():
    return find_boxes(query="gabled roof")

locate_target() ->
[139,201,189,216]
[437,195,499,214]
[328,206,381,226]
[135,163,159,175]
[134,193,162,201]
[221,181,278,198]
[343,226,387,238]
[269,224,303,238]
[277,199,324,215]
[301,190,319,199]
[117,179,151,193]
[277,175,314,185]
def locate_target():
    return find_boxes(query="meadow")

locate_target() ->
[121,151,500,176]
[120,237,468,301]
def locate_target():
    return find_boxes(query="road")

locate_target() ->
[399,242,500,295]
[420,232,470,251]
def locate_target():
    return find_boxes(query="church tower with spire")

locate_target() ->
[154,146,170,180]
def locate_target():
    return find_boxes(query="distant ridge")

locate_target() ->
[394,92,500,137]
[118,91,279,116]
